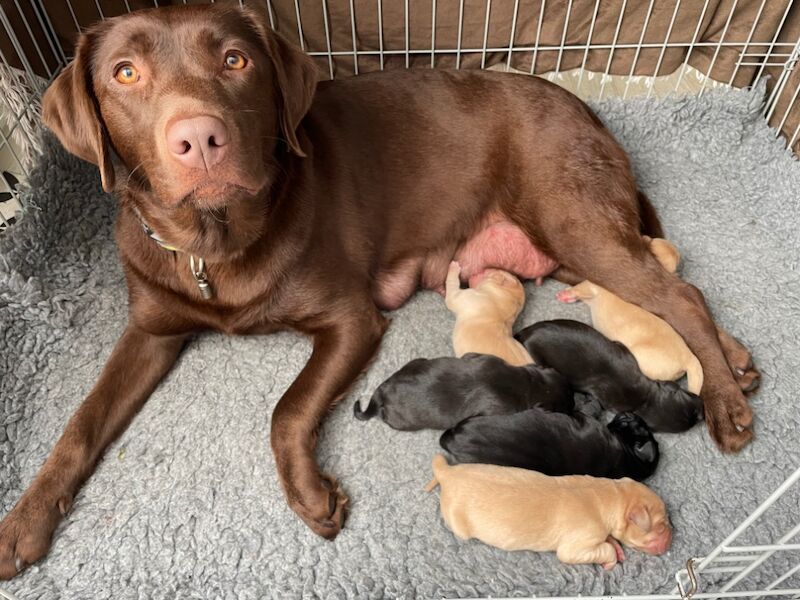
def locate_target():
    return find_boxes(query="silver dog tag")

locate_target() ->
[190,255,214,300]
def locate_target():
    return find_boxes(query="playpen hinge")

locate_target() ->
[676,558,700,600]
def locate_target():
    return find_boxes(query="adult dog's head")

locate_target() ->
[42,2,318,260]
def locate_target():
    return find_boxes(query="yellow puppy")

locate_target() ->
[425,455,672,569]
[445,261,533,366]
[557,238,703,394]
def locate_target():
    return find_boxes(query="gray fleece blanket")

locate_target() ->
[1,84,799,600]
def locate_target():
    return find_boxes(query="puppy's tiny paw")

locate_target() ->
[555,288,578,303]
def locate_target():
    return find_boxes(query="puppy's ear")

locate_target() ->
[42,28,115,192]
[634,440,658,463]
[628,505,652,533]
[242,5,319,157]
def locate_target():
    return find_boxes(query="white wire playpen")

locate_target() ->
[1,1,799,599]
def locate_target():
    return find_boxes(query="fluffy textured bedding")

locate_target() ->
[1,83,799,600]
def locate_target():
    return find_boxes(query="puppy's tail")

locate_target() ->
[353,395,380,421]
[425,454,450,492]
[637,191,664,239]
[685,355,704,395]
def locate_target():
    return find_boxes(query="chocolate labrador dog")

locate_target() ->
[0,2,759,578]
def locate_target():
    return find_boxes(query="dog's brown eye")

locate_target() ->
[114,64,140,84]
[224,51,247,70]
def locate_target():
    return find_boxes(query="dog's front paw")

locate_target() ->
[705,389,754,453]
[288,473,348,540]
[0,494,63,580]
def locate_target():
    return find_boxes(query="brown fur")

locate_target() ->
[426,455,672,569]
[0,3,758,578]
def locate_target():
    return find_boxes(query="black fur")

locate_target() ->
[440,409,659,481]
[515,319,704,432]
[353,353,573,431]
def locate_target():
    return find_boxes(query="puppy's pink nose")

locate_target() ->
[166,115,229,170]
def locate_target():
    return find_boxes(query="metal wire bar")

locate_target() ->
[293,0,305,51]
[404,0,409,68]
[699,0,740,95]
[646,0,682,99]
[575,0,600,92]
[528,0,545,75]
[455,0,464,69]
[302,40,798,59]
[673,0,712,92]
[766,37,800,123]
[761,562,800,597]
[728,0,769,86]
[0,5,42,92]
[12,0,52,81]
[266,0,275,29]
[754,1,795,83]
[789,119,800,147]
[321,0,334,79]
[377,0,384,69]
[502,591,800,600]
[348,0,359,74]
[598,0,628,100]
[480,0,491,69]
[503,0,520,72]
[774,75,800,135]
[553,0,573,78]
[717,522,800,593]
[429,0,435,68]
[689,466,800,583]
[30,0,67,66]
[622,0,656,99]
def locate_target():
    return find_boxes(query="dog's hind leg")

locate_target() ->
[511,188,753,452]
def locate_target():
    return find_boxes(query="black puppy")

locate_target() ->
[516,319,704,432]
[354,353,573,430]
[440,410,659,481]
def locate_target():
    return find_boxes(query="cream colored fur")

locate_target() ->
[445,261,533,366]
[425,455,672,569]
[560,238,703,394]
[426,454,672,569]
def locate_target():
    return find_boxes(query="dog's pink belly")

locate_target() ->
[374,219,558,310]
[454,221,559,287]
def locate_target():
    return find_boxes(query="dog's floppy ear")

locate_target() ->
[628,505,653,533]
[42,29,115,192]
[242,5,319,157]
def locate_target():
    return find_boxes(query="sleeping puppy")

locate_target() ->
[440,410,659,481]
[445,261,534,366]
[425,454,672,569]
[516,320,704,433]
[557,280,703,394]
[353,353,572,430]
[556,238,703,394]
[645,236,681,273]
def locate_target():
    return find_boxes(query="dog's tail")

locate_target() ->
[637,191,664,239]
[685,355,704,395]
[353,395,380,421]
[425,454,450,492]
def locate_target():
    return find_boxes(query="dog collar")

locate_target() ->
[130,206,214,300]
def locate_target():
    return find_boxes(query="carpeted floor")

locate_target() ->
[1,83,799,600]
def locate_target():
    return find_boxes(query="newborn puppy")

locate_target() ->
[440,409,659,481]
[354,353,573,430]
[645,236,681,273]
[557,238,703,394]
[516,320,704,433]
[445,261,534,366]
[425,454,672,569]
